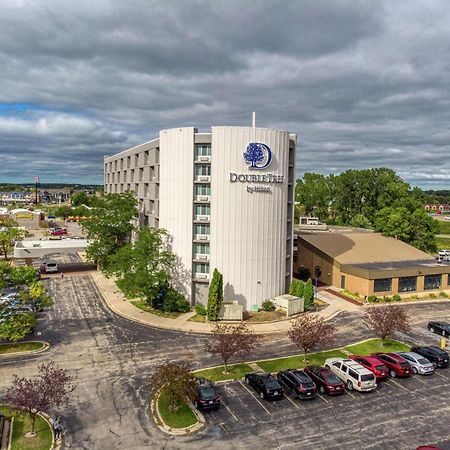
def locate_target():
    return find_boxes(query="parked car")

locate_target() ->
[43,260,58,274]
[349,355,389,380]
[303,366,345,396]
[194,378,220,410]
[371,353,412,378]
[50,227,67,236]
[439,249,450,256]
[396,351,435,375]
[410,346,450,368]
[428,321,450,338]
[244,372,284,400]
[324,358,377,392]
[277,369,317,400]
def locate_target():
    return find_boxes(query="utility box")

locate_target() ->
[219,301,243,321]
[274,294,304,317]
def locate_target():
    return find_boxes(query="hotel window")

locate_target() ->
[144,151,149,165]
[195,165,211,176]
[424,274,441,290]
[194,224,210,235]
[194,263,209,274]
[194,243,210,255]
[120,159,124,170]
[127,156,130,168]
[374,278,392,293]
[195,185,211,196]
[195,204,210,216]
[398,276,417,292]
[195,145,211,157]
[139,168,143,181]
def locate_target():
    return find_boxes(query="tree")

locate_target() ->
[303,278,314,310]
[82,192,138,271]
[204,323,260,373]
[9,266,39,287]
[71,191,89,207]
[362,304,411,344]
[349,213,372,229]
[0,261,12,289]
[21,281,53,310]
[207,268,223,321]
[3,362,75,435]
[0,312,36,345]
[149,361,197,412]
[288,314,336,361]
[295,173,331,220]
[108,227,175,306]
[244,143,264,168]
[0,219,27,260]
[288,279,304,298]
[54,205,72,220]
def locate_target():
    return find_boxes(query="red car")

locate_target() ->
[371,352,412,378]
[303,366,345,396]
[349,355,389,380]
[50,227,67,236]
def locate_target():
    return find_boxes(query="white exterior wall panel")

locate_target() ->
[159,127,195,299]
[210,126,290,310]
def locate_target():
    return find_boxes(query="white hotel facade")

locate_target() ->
[104,126,297,311]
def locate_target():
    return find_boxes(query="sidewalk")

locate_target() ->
[91,271,360,335]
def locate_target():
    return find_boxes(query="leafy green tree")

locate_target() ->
[295,173,331,220]
[54,205,72,220]
[9,266,39,287]
[108,227,175,306]
[288,279,304,298]
[71,191,89,207]
[0,262,12,288]
[409,209,439,252]
[303,278,314,310]
[21,281,53,309]
[207,268,224,321]
[0,219,27,260]
[349,213,372,229]
[0,312,36,345]
[82,192,138,271]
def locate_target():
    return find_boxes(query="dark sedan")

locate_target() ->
[244,372,284,400]
[194,378,220,410]
[428,321,450,338]
[303,366,345,396]
[411,346,449,368]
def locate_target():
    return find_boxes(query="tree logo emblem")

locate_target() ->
[243,142,272,170]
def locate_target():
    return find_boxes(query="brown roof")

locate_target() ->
[298,232,433,264]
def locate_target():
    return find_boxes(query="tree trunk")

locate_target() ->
[223,359,228,374]
[31,412,37,434]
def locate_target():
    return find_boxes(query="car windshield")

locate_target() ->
[417,358,429,365]
[264,377,280,389]
[200,387,217,400]
[325,374,341,385]
[361,374,375,382]
[375,365,387,371]
[400,362,410,368]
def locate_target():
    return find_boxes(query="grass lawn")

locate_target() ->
[345,338,410,355]
[194,363,254,381]
[257,349,348,373]
[245,310,286,322]
[157,388,197,429]
[188,314,206,323]
[437,220,450,235]
[0,341,45,355]
[436,236,450,251]
[0,406,53,450]
[130,300,183,319]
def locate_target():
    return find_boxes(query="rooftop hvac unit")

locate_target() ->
[198,216,209,221]
[199,196,210,201]
[198,235,208,240]
[199,176,210,181]
[196,274,208,279]
[198,254,208,260]
[199,156,210,161]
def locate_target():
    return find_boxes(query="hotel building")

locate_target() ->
[104,126,297,311]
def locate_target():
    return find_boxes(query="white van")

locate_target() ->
[324,358,377,392]
[44,260,58,273]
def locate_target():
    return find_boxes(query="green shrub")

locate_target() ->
[176,297,191,313]
[261,300,275,312]
[303,279,314,310]
[408,294,419,300]
[392,294,401,302]
[162,289,190,312]
[297,267,311,281]
[367,295,378,303]
[195,303,207,315]
[439,291,448,298]
[428,293,437,299]
[382,296,392,303]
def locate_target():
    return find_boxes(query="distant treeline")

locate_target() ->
[0,183,102,192]
[423,190,450,204]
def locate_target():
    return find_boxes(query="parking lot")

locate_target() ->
[202,365,450,449]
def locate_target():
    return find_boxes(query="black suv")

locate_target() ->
[194,379,220,410]
[428,321,450,338]
[411,346,449,368]
[244,373,284,400]
[277,369,317,400]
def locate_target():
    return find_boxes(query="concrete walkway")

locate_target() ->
[91,271,360,334]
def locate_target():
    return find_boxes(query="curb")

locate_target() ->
[39,411,62,450]
[361,298,450,307]
[150,389,205,436]
[0,341,50,359]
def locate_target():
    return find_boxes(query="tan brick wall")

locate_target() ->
[341,272,371,296]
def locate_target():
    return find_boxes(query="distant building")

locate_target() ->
[423,203,450,212]
[295,230,450,297]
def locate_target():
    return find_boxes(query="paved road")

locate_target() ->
[1,275,450,449]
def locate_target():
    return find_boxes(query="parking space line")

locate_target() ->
[387,378,407,390]
[434,371,447,380]
[220,399,239,422]
[345,390,357,399]
[283,394,300,409]
[238,380,271,415]
[317,394,329,403]
[412,376,427,385]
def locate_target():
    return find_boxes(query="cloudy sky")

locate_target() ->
[0,0,449,188]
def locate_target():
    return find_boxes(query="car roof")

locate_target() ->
[339,359,374,375]
[398,351,426,360]
[355,355,385,364]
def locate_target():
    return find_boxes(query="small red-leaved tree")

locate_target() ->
[204,323,260,373]
[288,314,336,361]
[363,304,410,345]
[3,361,75,435]
[149,361,198,412]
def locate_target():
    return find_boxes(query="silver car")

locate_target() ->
[396,352,434,375]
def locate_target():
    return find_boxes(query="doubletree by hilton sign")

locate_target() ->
[229,143,284,193]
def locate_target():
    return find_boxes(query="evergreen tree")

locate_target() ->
[303,278,314,310]
[207,268,223,321]
[288,279,304,298]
